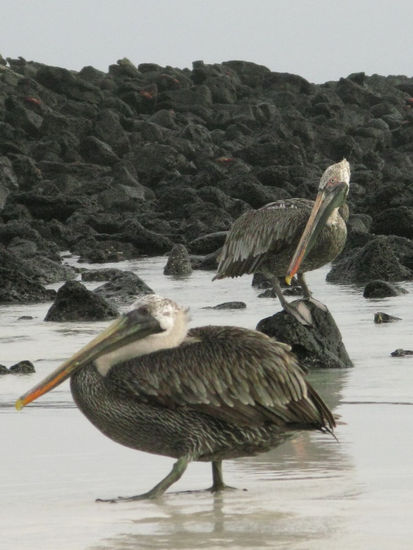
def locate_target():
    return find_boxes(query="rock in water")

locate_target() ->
[164,244,192,276]
[93,270,153,306]
[363,280,407,298]
[374,312,402,323]
[45,280,118,321]
[257,299,352,369]
[9,360,35,373]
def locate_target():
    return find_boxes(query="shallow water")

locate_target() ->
[2,257,413,550]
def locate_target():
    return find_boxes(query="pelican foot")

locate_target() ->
[285,301,313,326]
[96,491,160,503]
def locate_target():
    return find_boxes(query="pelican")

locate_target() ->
[16,294,335,502]
[213,159,350,324]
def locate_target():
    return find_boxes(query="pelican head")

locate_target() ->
[286,159,350,284]
[15,295,189,410]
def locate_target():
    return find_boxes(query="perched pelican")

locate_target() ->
[214,159,350,324]
[16,294,335,502]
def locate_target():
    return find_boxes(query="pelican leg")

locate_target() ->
[96,456,190,503]
[208,460,236,492]
[270,276,313,326]
[297,273,312,299]
[297,273,328,312]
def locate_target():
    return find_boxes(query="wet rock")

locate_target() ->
[45,280,118,321]
[75,238,139,263]
[192,249,221,271]
[327,236,413,284]
[257,300,353,369]
[391,349,413,357]
[94,270,153,306]
[80,136,119,166]
[9,360,35,374]
[371,206,413,239]
[0,364,10,375]
[374,312,402,323]
[0,246,56,303]
[81,268,125,282]
[363,280,407,298]
[0,156,19,210]
[164,244,192,276]
[203,301,246,310]
[188,232,228,255]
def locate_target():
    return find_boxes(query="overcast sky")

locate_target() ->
[2,0,413,83]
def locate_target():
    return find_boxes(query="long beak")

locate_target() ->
[15,311,163,410]
[286,181,348,284]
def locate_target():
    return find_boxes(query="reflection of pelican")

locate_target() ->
[214,160,350,323]
[16,294,335,502]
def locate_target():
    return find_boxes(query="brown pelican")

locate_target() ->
[16,294,335,502]
[213,159,350,324]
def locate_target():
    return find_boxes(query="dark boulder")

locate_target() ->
[327,236,413,283]
[0,156,19,210]
[9,360,35,374]
[164,244,192,276]
[257,300,353,369]
[363,280,407,298]
[74,238,139,263]
[203,301,246,310]
[81,268,125,282]
[374,312,402,323]
[188,232,227,255]
[391,349,413,357]
[0,364,9,375]
[45,280,118,321]
[371,206,413,239]
[0,247,56,303]
[94,270,153,306]
[80,136,120,166]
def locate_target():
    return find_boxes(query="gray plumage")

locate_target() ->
[214,198,348,280]
[70,324,334,482]
[214,160,351,319]
[18,295,336,500]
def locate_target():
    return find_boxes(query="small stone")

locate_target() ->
[391,349,413,357]
[9,360,35,373]
[203,301,246,310]
[374,312,402,323]
[164,244,192,276]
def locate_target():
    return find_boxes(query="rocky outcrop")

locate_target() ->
[1,57,413,301]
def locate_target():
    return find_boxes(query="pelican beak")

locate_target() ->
[15,309,163,410]
[285,180,348,285]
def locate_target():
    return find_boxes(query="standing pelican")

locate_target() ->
[16,294,335,501]
[213,159,350,324]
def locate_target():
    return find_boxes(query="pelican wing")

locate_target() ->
[214,199,313,279]
[107,325,335,431]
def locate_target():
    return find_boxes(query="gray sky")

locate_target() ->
[2,0,413,83]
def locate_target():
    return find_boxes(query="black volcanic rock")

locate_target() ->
[257,300,352,369]
[327,236,413,284]
[363,280,407,298]
[164,244,192,276]
[94,270,153,306]
[9,360,35,374]
[45,280,118,321]
[1,56,413,296]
